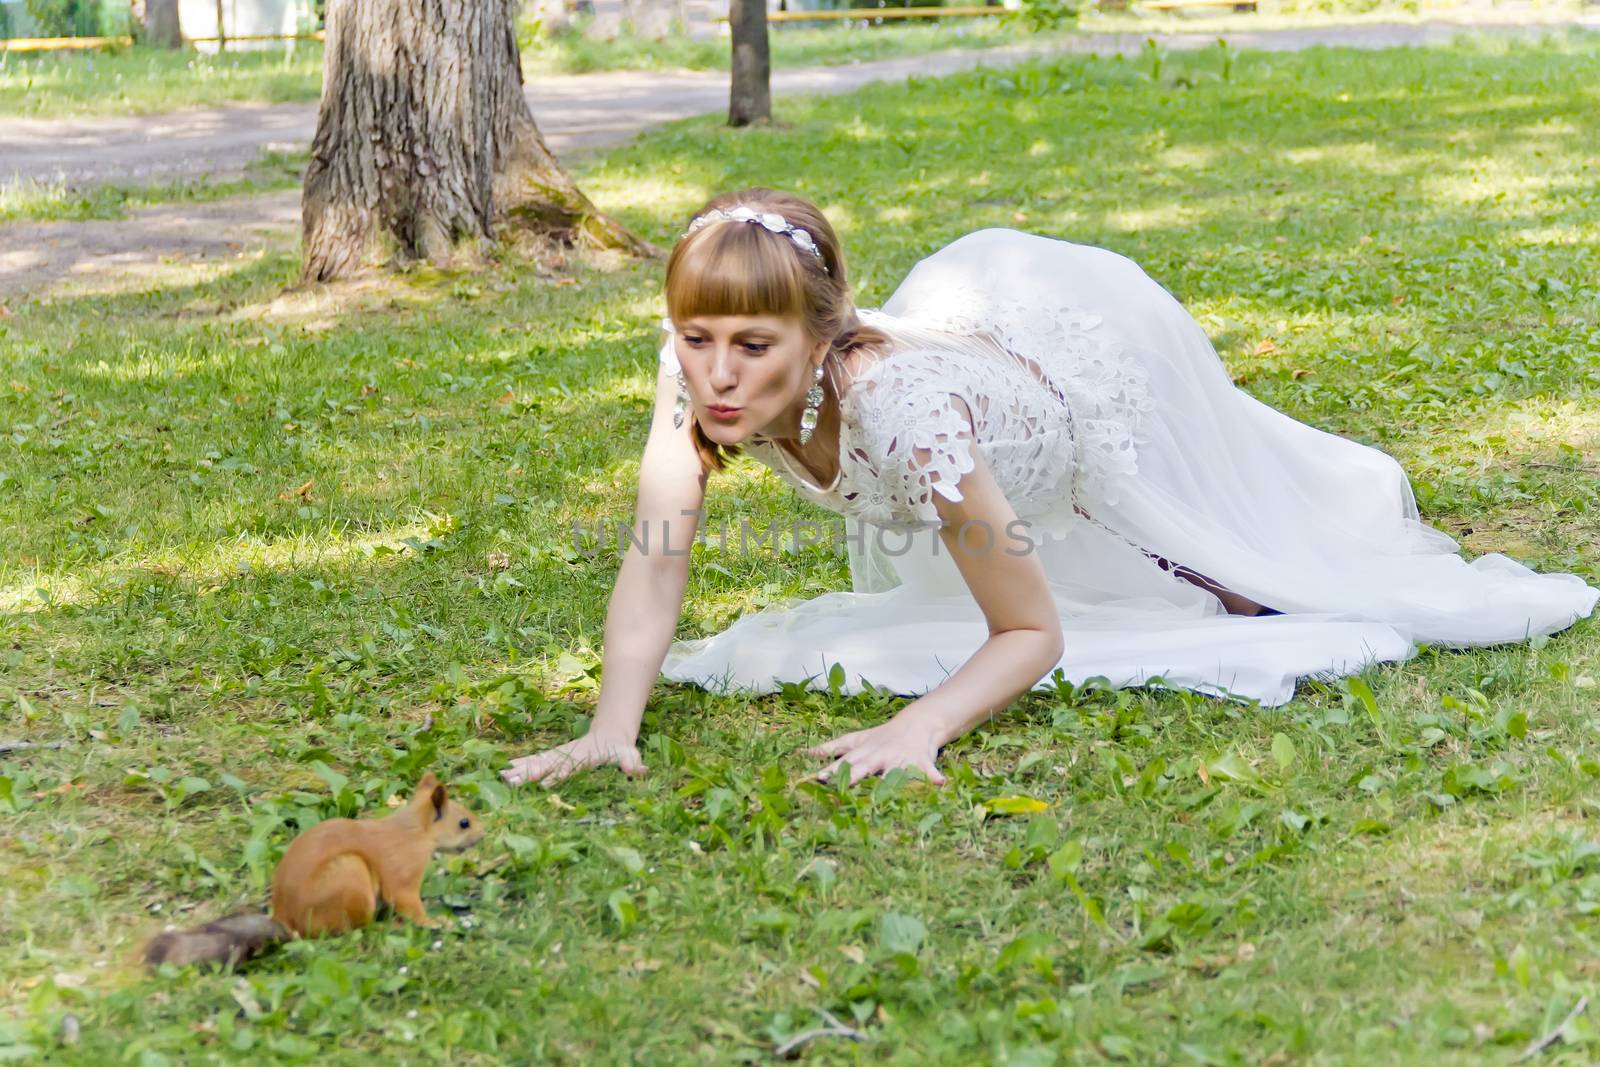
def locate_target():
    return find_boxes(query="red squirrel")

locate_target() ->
[143,772,485,968]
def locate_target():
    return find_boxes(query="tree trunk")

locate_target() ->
[301,0,652,284]
[728,0,770,127]
[143,0,181,48]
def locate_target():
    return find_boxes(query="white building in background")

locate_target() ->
[178,0,315,49]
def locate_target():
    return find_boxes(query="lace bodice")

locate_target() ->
[657,228,1157,533]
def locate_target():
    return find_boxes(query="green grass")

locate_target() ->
[3,30,1600,1064]
[0,41,325,118]
[0,22,1070,119]
[0,150,306,224]
[6,3,1580,119]
[518,15,1078,76]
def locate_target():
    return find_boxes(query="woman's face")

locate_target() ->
[674,314,821,444]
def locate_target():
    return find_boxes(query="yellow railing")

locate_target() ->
[2,35,133,51]
[720,5,1006,22]
[1,30,324,52]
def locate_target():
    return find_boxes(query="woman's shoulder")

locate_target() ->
[836,338,961,402]
[835,344,984,459]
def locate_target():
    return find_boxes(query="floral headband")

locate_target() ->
[683,206,828,272]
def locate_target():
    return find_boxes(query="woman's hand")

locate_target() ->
[806,717,947,786]
[501,732,647,788]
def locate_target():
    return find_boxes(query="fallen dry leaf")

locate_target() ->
[497,389,516,405]
[1290,368,1314,380]
[1254,339,1279,356]
[278,477,315,502]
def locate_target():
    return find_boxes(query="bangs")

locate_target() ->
[665,221,810,324]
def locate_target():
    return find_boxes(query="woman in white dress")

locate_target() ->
[502,188,1598,788]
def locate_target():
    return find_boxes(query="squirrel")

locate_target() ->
[142,771,486,969]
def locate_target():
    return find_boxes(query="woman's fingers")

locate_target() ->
[811,741,946,788]
[813,756,849,783]
[500,753,548,786]
[538,762,574,788]
[807,732,861,759]
[502,743,582,787]
[816,751,882,786]
[502,739,651,788]
[617,747,648,778]
[539,746,594,788]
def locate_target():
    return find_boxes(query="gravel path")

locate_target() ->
[2,14,1594,302]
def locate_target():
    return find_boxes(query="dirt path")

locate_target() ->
[3,14,1595,302]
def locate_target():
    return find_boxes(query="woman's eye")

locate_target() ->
[743,343,770,354]
[682,334,706,346]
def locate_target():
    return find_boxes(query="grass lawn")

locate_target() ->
[0,151,306,225]
[0,21,1068,119]
[4,4,1587,119]
[3,30,1600,1064]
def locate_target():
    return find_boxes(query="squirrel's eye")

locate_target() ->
[459,818,470,829]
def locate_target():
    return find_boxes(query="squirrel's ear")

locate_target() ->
[429,783,447,820]
[411,772,439,811]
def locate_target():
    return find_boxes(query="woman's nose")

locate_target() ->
[708,348,738,391]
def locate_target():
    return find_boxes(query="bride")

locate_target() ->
[502,188,1598,788]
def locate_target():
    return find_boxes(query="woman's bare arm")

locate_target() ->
[811,398,1064,784]
[503,363,707,786]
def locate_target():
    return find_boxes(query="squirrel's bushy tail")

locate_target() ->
[142,911,289,969]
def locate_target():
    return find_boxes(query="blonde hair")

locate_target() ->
[664,188,889,473]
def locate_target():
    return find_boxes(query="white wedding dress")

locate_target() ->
[656,229,1597,707]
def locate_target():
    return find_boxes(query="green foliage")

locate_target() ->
[1,32,1598,1065]
[24,0,101,37]
[1004,0,1081,33]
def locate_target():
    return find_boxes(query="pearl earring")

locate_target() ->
[798,362,825,445]
[672,370,689,429]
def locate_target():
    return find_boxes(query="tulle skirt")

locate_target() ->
[661,230,1597,707]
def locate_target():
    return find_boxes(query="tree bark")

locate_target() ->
[728,0,770,127]
[301,0,651,284]
[143,0,181,48]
